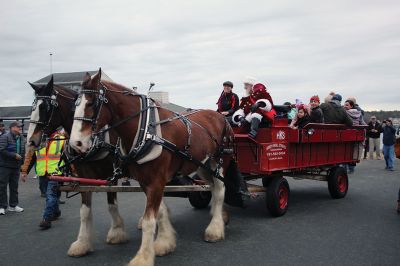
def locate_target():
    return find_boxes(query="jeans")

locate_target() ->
[43,180,60,220]
[39,175,48,195]
[0,167,20,208]
[382,145,395,169]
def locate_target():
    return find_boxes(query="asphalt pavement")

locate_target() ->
[0,159,399,266]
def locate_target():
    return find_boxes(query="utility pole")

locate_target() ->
[49,52,53,73]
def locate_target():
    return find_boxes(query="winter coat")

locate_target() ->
[320,100,353,126]
[295,115,311,129]
[309,106,324,123]
[216,92,239,116]
[345,108,366,126]
[367,122,383,139]
[0,132,25,169]
[382,125,396,146]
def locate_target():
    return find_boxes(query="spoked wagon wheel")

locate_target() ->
[328,166,348,199]
[188,191,212,209]
[266,177,290,217]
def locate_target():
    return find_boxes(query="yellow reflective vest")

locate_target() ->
[35,133,65,176]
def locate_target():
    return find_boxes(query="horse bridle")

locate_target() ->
[73,82,109,133]
[30,93,59,131]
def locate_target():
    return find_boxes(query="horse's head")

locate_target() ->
[27,76,61,147]
[70,69,111,153]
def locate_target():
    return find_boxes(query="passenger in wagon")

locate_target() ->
[320,94,353,126]
[343,100,366,126]
[232,78,276,138]
[309,95,324,123]
[216,81,239,125]
[289,104,310,129]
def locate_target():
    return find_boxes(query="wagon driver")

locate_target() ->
[216,81,239,125]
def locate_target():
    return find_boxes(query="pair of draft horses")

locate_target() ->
[26,69,238,266]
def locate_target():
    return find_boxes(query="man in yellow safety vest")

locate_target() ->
[21,128,66,229]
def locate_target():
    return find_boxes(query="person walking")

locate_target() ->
[0,121,25,215]
[367,116,383,159]
[382,119,396,171]
[21,128,66,228]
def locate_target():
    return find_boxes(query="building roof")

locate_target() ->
[0,106,31,119]
[162,103,187,113]
[34,70,112,85]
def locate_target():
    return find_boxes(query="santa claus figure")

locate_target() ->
[232,79,276,138]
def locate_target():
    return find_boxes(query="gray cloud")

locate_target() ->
[1,0,399,111]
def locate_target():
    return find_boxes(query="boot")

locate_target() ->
[224,161,250,208]
[248,117,261,139]
[39,219,52,230]
[239,117,249,127]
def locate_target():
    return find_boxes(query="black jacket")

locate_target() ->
[0,132,25,169]
[382,125,396,145]
[320,100,353,126]
[367,122,383,139]
[217,92,239,116]
[296,115,311,129]
[310,106,324,123]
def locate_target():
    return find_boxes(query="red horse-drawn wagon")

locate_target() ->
[233,118,366,216]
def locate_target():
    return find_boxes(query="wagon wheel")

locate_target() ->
[188,191,212,209]
[328,166,348,199]
[266,177,290,217]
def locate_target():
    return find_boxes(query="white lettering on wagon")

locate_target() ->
[265,143,287,160]
[276,130,286,140]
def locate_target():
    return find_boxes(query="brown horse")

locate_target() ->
[69,70,234,266]
[25,77,128,256]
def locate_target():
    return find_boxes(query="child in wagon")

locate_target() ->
[309,95,324,123]
[289,104,310,129]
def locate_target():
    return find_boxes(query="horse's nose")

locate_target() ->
[75,141,82,147]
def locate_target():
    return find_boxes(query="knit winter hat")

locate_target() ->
[310,95,320,103]
[332,94,342,102]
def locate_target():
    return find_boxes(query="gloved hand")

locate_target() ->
[250,102,261,113]
[239,117,247,124]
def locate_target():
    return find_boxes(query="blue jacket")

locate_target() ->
[382,125,396,146]
[0,132,25,169]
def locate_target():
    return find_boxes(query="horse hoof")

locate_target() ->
[67,240,93,257]
[204,226,224,243]
[154,238,176,256]
[106,227,128,244]
[128,253,154,266]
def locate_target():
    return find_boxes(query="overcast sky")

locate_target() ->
[0,0,399,111]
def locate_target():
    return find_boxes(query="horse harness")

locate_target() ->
[73,82,233,182]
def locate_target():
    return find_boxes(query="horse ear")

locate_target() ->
[83,72,91,84]
[45,76,54,91]
[28,81,40,93]
[91,68,102,88]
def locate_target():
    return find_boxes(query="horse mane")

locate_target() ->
[102,80,136,94]
[54,84,78,99]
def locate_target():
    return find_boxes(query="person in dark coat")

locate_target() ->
[309,95,324,123]
[289,104,310,129]
[0,121,25,215]
[367,116,383,159]
[216,81,239,125]
[320,94,353,126]
[382,119,396,171]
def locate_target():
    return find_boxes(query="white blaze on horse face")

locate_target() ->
[70,95,92,153]
[27,99,42,147]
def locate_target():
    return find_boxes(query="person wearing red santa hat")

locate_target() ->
[232,80,276,138]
